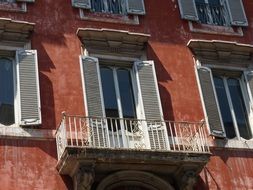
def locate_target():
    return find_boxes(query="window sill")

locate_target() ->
[0,124,55,140]
[210,138,253,150]
[79,9,139,25]
[188,21,243,37]
[0,2,27,12]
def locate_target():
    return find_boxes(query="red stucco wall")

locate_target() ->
[0,0,252,189]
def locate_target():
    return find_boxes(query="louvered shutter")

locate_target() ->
[80,56,108,147]
[178,0,199,21]
[134,61,169,150]
[126,0,145,15]
[197,66,225,137]
[17,50,41,126]
[72,0,91,9]
[226,0,248,26]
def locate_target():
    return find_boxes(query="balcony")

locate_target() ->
[196,2,229,26]
[56,113,211,189]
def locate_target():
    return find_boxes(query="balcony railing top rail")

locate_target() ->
[56,113,210,160]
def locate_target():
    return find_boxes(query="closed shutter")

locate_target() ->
[80,56,108,147]
[72,0,91,9]
[226,0,248,26]
[178,0,199,21]
[17,50,41,126]
[134,61,169,150]
[244,71,253,110]
[197,66,225,137]
[126,0,145,15]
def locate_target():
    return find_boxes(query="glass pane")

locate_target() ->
[100,67,119,118]
[117,69,136,119]
[208,0,220,5]
[214,77,236,139]
[91,0,126,14]
[0,58,14,125]
[228,78,252,140]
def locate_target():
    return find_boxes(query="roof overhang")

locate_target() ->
[77,28,150,58]
[188,40,253,68]
[0,17,35,42]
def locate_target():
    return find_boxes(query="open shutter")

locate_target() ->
[135,61,169,150]
[80,56,108,147]
[72,0,91,9]
[197,66,225,137]
[178,0,199,21]
[226,0,248,26]
[126,0,145,15]
[17,50,41,126]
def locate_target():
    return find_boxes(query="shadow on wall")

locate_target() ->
[147,43,174,121]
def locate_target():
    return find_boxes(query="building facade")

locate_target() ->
[0,0,252,189]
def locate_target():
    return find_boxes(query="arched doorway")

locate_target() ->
[97,171,174,190]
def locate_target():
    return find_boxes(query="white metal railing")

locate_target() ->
[56,113,210,160]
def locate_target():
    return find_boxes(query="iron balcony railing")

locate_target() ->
[196,2,229,26]
[56,113,210,160]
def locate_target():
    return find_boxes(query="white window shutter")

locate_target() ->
[80,56,108,147]
[72,0,91,9]
[178,0,199,21]
[126,0,145,15]
[17,50,41,126]
[134,61,169,150]
[244,71,253,110]
[226,0,248,26]
[197,66,225,137]
[80,56,104,117]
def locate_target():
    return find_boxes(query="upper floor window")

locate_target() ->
[91,0,127,14]
[189,40,253,141]
[0,0,35,12]
[178,0,248,27]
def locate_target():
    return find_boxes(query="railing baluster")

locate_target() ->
[74,117,78,146]
[69,116,73,146]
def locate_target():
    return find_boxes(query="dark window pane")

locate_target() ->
[100,67,119,118]
[117,69,136,119]
[214,77,236,139]
[228,78,252,140]
[208,0,220,5]
[91,0,126,14]
[0,58,14,125]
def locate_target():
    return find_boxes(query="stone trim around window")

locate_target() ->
[188,21,243,37]
[79,8,140,25]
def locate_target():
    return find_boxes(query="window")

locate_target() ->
[0,0,35,12]
[197,67,253,140]
[0,50,41,127]
[72,0,145,15]
[78,28,168,149]
[189,40,253,141]
[0,58,14,125]
[178,0,248,27]
[91,0,127,14]
[72,0,145,24]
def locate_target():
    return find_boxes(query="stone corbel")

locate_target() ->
[74,165,95,190]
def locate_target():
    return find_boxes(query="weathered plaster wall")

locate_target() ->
[0,0,252,189]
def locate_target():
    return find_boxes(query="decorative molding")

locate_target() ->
[0,125,55,140]
[0,18,35,42]
[74,165,95,190]
[97,170,174,190]
[188,40,253,69]
[77,28,150,58]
